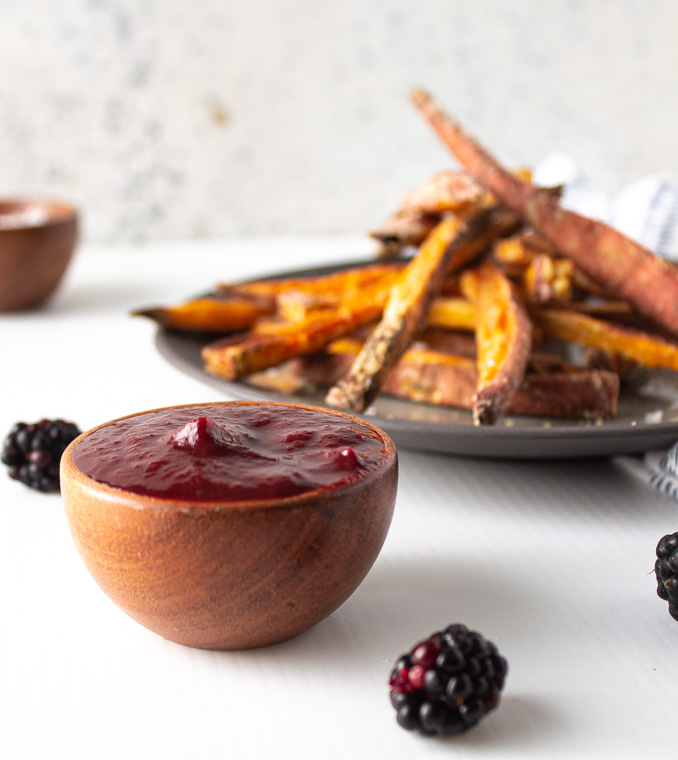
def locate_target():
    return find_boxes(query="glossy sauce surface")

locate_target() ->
[73,404,390,502]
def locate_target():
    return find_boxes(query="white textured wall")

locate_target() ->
[1,0,677,243]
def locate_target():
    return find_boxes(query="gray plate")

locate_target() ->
[153,261,678,459]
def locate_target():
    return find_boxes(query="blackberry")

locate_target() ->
[2,419,81,492]
[655,532,678,622]
[389,624,507,736]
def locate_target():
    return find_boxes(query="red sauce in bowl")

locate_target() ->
[72,403,390,502]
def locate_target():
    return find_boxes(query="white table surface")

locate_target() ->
[2,235,677,760]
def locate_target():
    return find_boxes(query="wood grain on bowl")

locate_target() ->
[0,199,78,312]
[60,401,398,650]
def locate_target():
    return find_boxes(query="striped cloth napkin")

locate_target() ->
[534,155,678,496]
[533,154,678,262]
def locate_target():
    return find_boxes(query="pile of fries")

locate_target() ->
[135,90,678,426]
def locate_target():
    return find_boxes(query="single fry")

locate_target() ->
[326,205,503,412]
[411,88,678,337]
[460,262,532,425]
[532,308,678,371]
[274,269,403,322]
[426,295,633,329]
[275,291,342,323]
[216,262,404,300]
[201,291,388,380]
[132,297,274,333]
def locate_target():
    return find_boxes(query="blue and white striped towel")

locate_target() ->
[534,154,678,262]
[535,155,678,497]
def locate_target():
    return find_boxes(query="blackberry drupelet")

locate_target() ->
[389,624,507,736]
[2,419,81,492]
[655,532,678,622]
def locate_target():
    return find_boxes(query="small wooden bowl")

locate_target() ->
[60,401,398,650]
[0,198,79,311]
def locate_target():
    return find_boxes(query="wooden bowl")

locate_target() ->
[60,401,398,650]
[0,198,79,311]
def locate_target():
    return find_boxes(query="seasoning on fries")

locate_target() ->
[134,88,678,426]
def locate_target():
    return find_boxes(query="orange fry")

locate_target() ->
[460,262,532,424]
[532,308,678,371]
[523,254,574,305]
[216,262,404,300]
[492,236,536,268]
[426,297,476,331]
[201,291,388,380]
[132,297,274,333]
[273,270,403,322]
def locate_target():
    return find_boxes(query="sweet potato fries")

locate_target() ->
[411,88,678,336]
[134,90,678,426]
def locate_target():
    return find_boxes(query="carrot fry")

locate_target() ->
[411,88,678,337]
[460,262,532,425]
[532,308,678,371]
[132,297,274,333]
[325,206,503,412]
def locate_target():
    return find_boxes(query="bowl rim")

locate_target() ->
[0,197,78,230]
[61,400,398,513]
